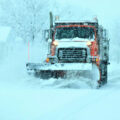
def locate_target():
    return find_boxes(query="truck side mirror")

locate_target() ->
[44,29,49,41]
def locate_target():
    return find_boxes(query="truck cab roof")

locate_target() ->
[55,20,98,23]
[54,20,98,29]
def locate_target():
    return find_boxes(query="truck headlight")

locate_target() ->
[86,41,92,46]
[53,40,58,46]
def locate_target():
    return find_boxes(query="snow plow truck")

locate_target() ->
[26,12,109,88]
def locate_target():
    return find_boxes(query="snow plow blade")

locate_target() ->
[26,62,92,79]
[26,63,92,71]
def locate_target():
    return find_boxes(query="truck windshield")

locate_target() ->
[55,27,95,40]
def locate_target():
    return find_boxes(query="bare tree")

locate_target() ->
[0,0,49,42]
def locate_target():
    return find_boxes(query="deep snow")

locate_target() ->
[0,43,120,120]
[0,0,120,119]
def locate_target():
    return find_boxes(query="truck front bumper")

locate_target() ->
[26,63,92,71]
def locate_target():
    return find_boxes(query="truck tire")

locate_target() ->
[54,70,66,79]
[34,70,53,79]
[99,61,107,85]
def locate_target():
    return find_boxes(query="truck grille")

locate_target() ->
[58,48,87,63]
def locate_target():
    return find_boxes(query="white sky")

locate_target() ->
[0,27,11,42]
[54,0,120,40]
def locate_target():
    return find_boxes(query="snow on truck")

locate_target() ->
[26,12,109,88]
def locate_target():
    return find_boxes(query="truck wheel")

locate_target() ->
[99,61,107,85]
[54,71,66,79]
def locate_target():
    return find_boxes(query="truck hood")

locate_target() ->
[57,41,88,48]
[55,38,93,48]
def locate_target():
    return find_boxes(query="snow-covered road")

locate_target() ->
[0,60,120,120]
[1,88,119,120]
